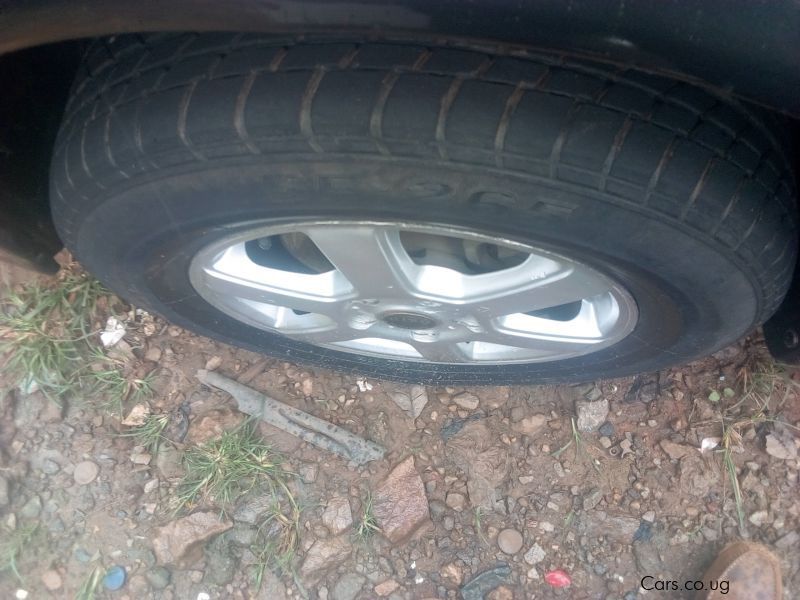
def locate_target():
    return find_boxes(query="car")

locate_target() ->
[0,0,798,384]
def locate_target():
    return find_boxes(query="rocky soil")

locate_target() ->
[1,265,799,600]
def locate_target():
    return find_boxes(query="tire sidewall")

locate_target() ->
[72,157,759,384]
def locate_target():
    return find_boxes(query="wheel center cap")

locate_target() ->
[382,311,438,330]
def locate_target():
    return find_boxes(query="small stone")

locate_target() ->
[0,476,8,506]
[298,463,319,483]
[374,579,400,596]
[300,535,352,580]
[765,433,797,460]
[74,548,92,563]
[74,461,100,485]
[775,531,800,549]
[204,355,223,371]
[410,385,428,418]
[322,496,353,535]
[373,457,430,543]
[749,510,770,527]
[146,567,171,590]
[443,516,455,530]
[41,570,62,590]
[598,421,615,437]
[452,392,479,410]
[659,440,692,460]
[487,586,514,600]
[41,459,60,475]
[155,444,184,479]
[446,492,466,512]
[523,543,546,565]
[332,573,366,600]
[511,414,547,436]
[144,346,162,362]
[130,451,152,465]
[442,562,463,585]
[152,511,232,567]
[20,495,42,519]
[599,436,612,449]
[527,567,540,580]
[576,399,609,432]
[582,488,603,511]
[539,521,555,533]
[122,404,151,426]
[642,511,656,523]
[497,528,523,554]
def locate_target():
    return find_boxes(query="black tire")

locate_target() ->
[50,33,798,384]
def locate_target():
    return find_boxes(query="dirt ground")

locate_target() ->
[1,262,799,600]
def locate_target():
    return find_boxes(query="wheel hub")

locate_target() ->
[188,221,638,364]
[381,311,439,330]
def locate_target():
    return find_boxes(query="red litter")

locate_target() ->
[544,569,571,588]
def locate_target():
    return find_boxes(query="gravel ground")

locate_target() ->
[1,263,799,600]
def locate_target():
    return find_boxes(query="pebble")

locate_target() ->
[41,570,62,590]
[332,573,366,600]
[74,461,100,485]
[539,521,555,533]
[41,459,60,475]
[576,399,609,432]
[446,492,466,512]
[749,510,769,527]
[524,543,546,565]
[598,421,615,437]
[452,392,479,410]
[20,495,42,519]
[74,548,93,563]
[497,528,523,554]
[144,347,162,362]
[146,567,171,590]
[642,511,656,523]
[599,436,612,449]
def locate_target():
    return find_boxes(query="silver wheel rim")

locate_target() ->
[188,221,638,364]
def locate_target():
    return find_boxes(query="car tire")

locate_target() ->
[50,33,798,384]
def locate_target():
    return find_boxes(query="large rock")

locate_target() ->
[300,535,352,579]
[373,456,430,543]
[322,496,353,535]
[576,399,609,432]
[152,511,232,567]
[446,421,509,510]
[332,573,366,600]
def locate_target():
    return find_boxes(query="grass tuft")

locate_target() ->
[176,421,292,511]
[0,272,106,400]
[353,490,381,543]
[124,413,169,454]
[0,523,39,583]
[552,416,602,473]
[86,348,156,415]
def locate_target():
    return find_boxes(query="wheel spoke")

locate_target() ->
[199,244,348,317]
[302,225,416,299]
[463,257,612,319]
